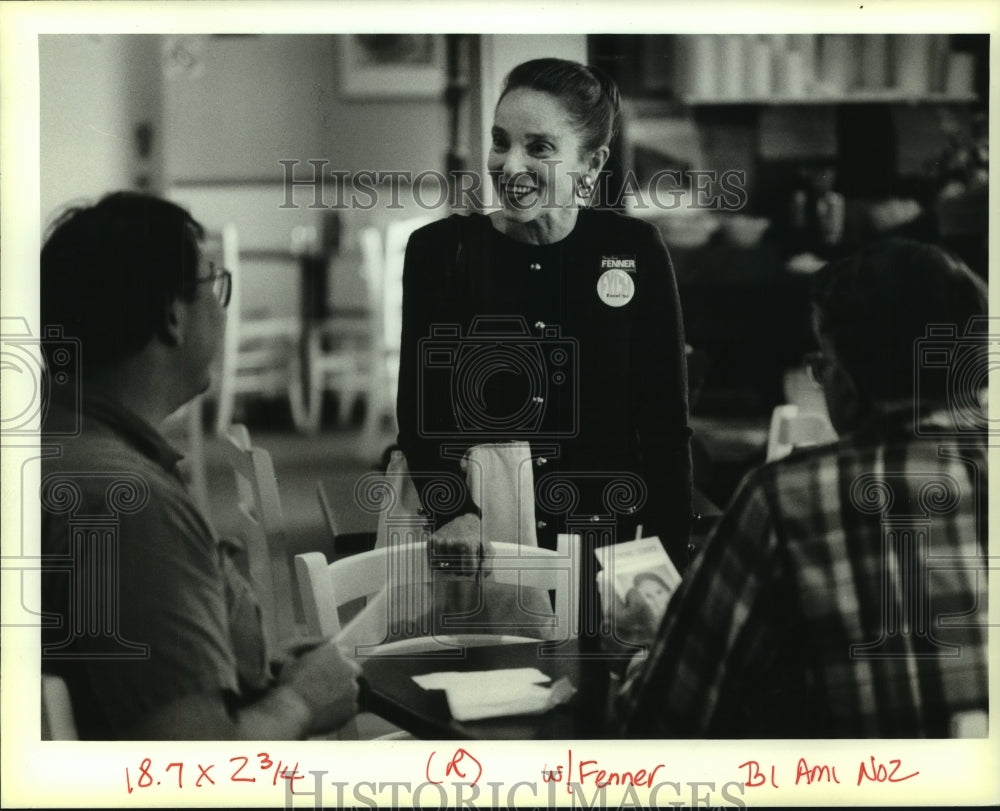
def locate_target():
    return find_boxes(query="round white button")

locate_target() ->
[597,268,635,307]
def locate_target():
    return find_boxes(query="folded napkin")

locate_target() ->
[375,450,424,550]
[465,442,538,548]
[413,668,576,722]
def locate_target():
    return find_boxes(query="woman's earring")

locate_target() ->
[577,176,594,200]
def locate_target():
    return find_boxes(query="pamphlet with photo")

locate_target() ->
[594,536,682,618]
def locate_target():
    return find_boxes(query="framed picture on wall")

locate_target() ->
[339,34,446,98]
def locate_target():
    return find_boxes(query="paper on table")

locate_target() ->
[412,667,549,690]
[412,669,577,722]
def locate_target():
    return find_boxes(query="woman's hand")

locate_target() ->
[429,513,491,578]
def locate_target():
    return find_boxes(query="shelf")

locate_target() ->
[682,91,977,106]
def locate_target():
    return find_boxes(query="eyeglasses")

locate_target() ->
[195,262,232,308]
[803,351,829,386]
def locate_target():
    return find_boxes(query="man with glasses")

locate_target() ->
[40,191,360,739]
[611,238,989,738]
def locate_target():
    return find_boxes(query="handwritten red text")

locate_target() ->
[124,753,300,794]
[857,756,919,786]
[425,748,483,786]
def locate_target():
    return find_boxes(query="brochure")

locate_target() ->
[593,536,682,619]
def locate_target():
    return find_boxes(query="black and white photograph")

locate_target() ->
[1,1,996,808]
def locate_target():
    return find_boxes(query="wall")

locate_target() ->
[163,35,449,182]
[39,35,587,316]
[162,35,453,314]
[474,35,587,184]
[39,35,162,228]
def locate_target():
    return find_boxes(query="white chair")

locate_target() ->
[160,394,209,516]
[362,216,434,447]
[212,224,308,435]
[300,228,379,434]
[766,404,837,462]
[301,315,370,432]
[294,534,582,650]
[218,423,293,648]
[41,674,78,740]
[302,216,434,453]
[949,709,988,737]
[297,533,579,742]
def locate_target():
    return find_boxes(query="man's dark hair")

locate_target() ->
[41,191,205,371]
[811,238,988,406]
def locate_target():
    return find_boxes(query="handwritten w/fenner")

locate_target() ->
[543,749,665,794]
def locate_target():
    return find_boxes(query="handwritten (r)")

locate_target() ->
[425,748,483,786]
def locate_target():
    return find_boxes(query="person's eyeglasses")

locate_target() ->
[196,262,232,308]
[803,351,829,386]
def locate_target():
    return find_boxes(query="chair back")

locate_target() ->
[212,224,306,434]
[295,534,582,644]
[352,217,434,453]
[316,480,341,539]
[41,674,78,740]
[949,709,988,737]
[301,216,434,448]
[219,423,288,647]
[160,395,209,515]
[766,404,837,462]
[381,216,434,353]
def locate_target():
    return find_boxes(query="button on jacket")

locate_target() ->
[396,208,693,564]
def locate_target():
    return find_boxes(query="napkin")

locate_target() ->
[465,442,538,548]
[412,668,576,722]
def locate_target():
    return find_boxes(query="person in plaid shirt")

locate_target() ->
[613,239,989,738]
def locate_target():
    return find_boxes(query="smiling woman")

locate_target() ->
[488,87,606,243]
[487,60,619,244]
[394,58,694,642]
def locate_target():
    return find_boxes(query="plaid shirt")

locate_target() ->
[615,407,988,738]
